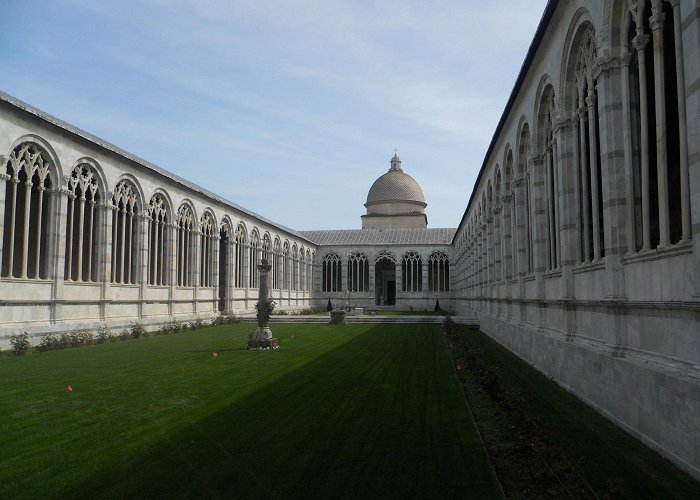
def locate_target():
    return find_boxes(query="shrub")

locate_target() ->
[62,331,83,348]
[37,334,62,352]
[130,322,146,339]
[326,299,333,312]
[223,314,240,324]
[276,309,288,316]
[10,333,31,356]
[118,329,131,341]
[189,316,205,331]
[434,299,441,313]
[96,324,110,344]
[160,319,182,336]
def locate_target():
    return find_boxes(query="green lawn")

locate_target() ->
[0,323,501,499]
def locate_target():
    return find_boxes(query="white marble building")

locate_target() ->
[1,0,699,482]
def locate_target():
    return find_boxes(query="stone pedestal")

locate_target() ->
[329,310,347,324]
[247,261,281,350]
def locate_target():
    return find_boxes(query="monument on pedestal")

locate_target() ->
[247,258,280,350]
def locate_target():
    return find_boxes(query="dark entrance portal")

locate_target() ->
[375,257,396,306]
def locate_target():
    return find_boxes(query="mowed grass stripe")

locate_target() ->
[1,323,501,499]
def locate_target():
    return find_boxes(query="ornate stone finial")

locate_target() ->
[389,151,402,171]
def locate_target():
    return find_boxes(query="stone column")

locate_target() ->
[650,3,670,247]
[669,0,691,243]
[51,179,70,323]
[0,165,8,269]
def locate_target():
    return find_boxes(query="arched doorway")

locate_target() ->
[375,254,396,306]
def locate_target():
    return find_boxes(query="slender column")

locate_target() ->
[620,50,637,253]
[552,138,561,267]
[158,220,164,285]
[0,168,9,274]
[578,103,591,261]
[119,206,127,283]
[34,186,45,278]
[20,181,33,279]
[87,201,94,281]
[66,194,75,280]
[669,0,690,242]
[586,90,602,261]
[650,5,669,246]
[76,195,85,281]
[111,205,118,281]
[7,175,19,276]
[546,145,555,268]
[126,208,133,283]
[632,33,652,249]
[572,118,583,263]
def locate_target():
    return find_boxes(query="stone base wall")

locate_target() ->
[472,308,700,481]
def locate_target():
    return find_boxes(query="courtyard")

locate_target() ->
[2,322,698,498]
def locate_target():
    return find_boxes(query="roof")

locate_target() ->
[0,91,313,245]
[300,228,455,246]
[366,169,426,205]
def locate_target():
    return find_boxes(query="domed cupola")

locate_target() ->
[362,153,428,229]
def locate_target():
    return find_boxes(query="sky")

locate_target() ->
[0,0,548,230]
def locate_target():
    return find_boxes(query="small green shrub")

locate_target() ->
[37,334,62,352]
[160,319,182,336]
[130,322,146,339]
[189,317,205,331]
[118,329,130,341]
[96,324,110,344]
[10,333,31,356]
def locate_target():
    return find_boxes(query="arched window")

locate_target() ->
[65,163,101,282]
[428,251,449,292]
[306,249,313,292]
[200,212,215,288]
[176,204,195,287]
[322,252,342,292]
[518,123,534,274]
[234,224,246,288]
[291,245,298,290]
[401,251,422,292]
[272,238,281,289]
[573,29,604,262]
[218,221,231,311]
[148,194,170,286]
[625,0,689,249]
[282,241,290,289]
[249,230,260,288]
[537,87,560,270]
[299,246,306,291]
[2,142,53,279]
[111,179,139,284]
[347,251,369,292]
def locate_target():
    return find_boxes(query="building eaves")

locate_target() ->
[0,90,314,245]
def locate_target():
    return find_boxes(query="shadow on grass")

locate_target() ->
[64,325,501,499]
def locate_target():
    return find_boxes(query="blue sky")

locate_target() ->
[0,0,548,230]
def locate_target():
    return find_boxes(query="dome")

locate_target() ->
[366,170,426,205]
[365,155,425,206]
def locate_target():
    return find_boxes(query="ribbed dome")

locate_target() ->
[366,170,426,205]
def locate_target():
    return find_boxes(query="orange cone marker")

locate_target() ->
[66,385,73,391]
[212,352,218,358]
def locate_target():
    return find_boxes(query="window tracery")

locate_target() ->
[347,251,369,292]
[65,163,101,282]
[148,194,169,286]
[200,212,215,287]
[111,179,139,284]
[2,142,53,279]
[401,251,422,292]
[322,252,341,292]
[428,251,449,292]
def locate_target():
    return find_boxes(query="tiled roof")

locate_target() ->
[366,170,425,205]
[300,228,456,246]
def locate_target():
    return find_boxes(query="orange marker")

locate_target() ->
[66,385,73,391]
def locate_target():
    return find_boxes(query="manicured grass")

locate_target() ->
[446,324,700,499]
[0,323,502,499]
